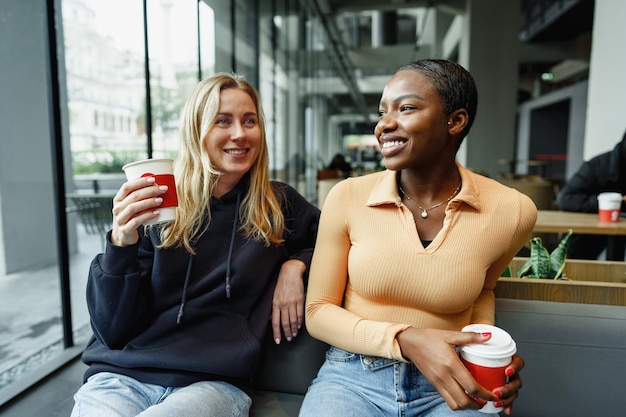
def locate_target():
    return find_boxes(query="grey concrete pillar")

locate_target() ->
[0,0,59,274]
[459,0,521,178]
[372,11,398,48]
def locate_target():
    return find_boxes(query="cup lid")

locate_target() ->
[461,324,517,359]
[597,192,622,201]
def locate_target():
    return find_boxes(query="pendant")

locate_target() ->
[421,210,428,219]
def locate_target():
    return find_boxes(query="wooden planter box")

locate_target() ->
[495,257,626,306]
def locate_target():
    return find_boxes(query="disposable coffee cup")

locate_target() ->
[597,192,622,223]
[122,158,178,225]
[460,324,517,413]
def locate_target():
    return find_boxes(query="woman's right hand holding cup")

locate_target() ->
[396,327,498,411]
[111,177,168,246]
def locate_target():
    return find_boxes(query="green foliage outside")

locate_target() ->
[72,150,178,174]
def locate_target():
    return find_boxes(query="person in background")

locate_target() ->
[70,73,320,417]
[327,153,353,178]
[299,59,537,417]
[556,130,626,260]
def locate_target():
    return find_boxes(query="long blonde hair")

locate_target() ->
[158,73,285,253]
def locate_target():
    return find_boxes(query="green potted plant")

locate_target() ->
[496,229,626,305]
[502,229,573,279]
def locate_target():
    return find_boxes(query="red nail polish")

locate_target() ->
[481,332,492,337]
[505,367,515,377]
[493,390,502,398]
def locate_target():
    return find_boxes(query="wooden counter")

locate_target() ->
[533,210,626,261]
[534,210,626,235]
[496,257,626,306]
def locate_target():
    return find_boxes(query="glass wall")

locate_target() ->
[0,0,355,404]
[146,0,199,158]
[0,0,213,403]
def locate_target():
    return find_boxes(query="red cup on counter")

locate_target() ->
[597,192,622,223]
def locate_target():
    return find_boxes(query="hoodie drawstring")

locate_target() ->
[225,192,241,299]
[176,254,194,324]
[176,191,240,324]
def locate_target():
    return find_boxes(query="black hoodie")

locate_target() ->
[81,178,320,390]
[557,133,626,213]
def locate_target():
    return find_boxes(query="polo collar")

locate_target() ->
[365,163,482,212]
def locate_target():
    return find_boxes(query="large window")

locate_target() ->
[1,0,350,404]
[0,0,216,403]
[147,0,200,158]
[62,0,149,367]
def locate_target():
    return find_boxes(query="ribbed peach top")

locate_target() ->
[305,165,537,361]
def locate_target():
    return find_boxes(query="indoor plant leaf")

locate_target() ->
[517,237,551,278]
[531,237,552,278]
[516,257,534,278]
[550,229,573,279]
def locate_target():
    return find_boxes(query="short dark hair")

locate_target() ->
[397,59,478,141]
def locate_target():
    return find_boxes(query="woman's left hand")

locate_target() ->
[493,354,525,415]
[271,259,306,344]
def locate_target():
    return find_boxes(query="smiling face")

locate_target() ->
[204,87,262,185]
[374,70,454,172]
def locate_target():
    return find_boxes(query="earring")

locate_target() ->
[447,121,451,125]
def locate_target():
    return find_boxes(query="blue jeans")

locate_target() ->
[298,347,497,417]
[70,372,251,417]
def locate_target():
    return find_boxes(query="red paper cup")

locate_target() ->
[597,192,622,223]
[123,158,178,225]
[460,324,517,413]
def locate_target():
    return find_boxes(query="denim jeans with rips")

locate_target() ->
[71,372,251,417]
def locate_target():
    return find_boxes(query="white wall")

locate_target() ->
[584,0,626,159]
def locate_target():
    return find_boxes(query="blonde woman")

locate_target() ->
[71,73,320,417]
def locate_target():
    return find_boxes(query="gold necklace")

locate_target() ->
[399,180,462,219]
